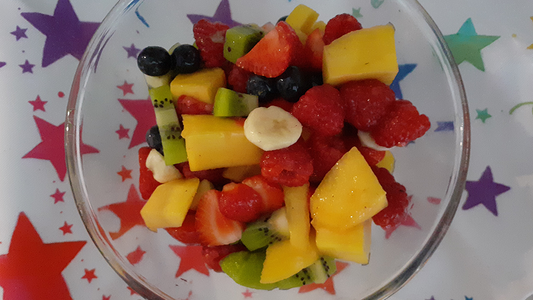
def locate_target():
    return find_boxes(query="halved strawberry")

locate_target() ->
[176,95,213,115]
[138,147,161,200]
[219,183,263,223]
[193,19,229,68]
[242,175,285,213]
[236,21,300,78]
[303,28,325,72]
[195,190,245,246]
[165,211,201,245]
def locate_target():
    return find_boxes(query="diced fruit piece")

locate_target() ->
[171,44,202,74]
[323,13,362,45]
[261,237,319,284]
[179,162,227,185]
[283,183,311,249]
[145,149,182,183]
[219,183,264,223]
[137,46,172,76]
[265,98,294,112]
[146,125,163,154]
[149,85,188,165]
[236,21,301,78]
[224,25,265,64]
[285,4,319,35]
[139,147,161,200]
[307,134,348,183]
[195,190,245,246]
[291,84,345,137]
[242,175,285,213]
[223,165,262,182]
[310,147,387,229]
[277,256,336,289]
[213,88,259,117]
[220,250,278,290]
[310,20,326,34]
[176,95,213,115]
[228,64,252,93]
[241,209,290,251]
[170,67,226,104]
[276,66,312,102]
[376,150,395,173]
[244,106,302,151]
[260,141,313,187]
[144,72,172,89]
[140,178,201,231]
[193,19,230,68]
[371,167,410,230]
[340,79,397,131]
[357,130,391,151]
[303,28,325,72]
[165,211,201,245]
[323,24,398,86]
[190,179,214,210]
[181,115,264,171]
[202,244,247,272]
[314,219,371,264]
[246,75,278,103]
[370,100,431,148]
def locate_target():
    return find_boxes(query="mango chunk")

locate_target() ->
[283,184,311,250]
[310,147,387,229]
[181,115,264,171]
[140,178,200,231]
[315,220,371,264]
[376,150,395,173]
[323,24,398,86]
[286,4,319,35]
[310,20,326,34]
[222,164,262,182]
[170,68,226,104]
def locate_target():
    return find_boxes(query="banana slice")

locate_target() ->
[146,149,183,183]
[244,106,302,151]
[357,130,392,151]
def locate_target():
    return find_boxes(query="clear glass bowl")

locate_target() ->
[66,0,470,299]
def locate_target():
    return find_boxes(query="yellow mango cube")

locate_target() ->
[310,20,326,34]
[222,164,262,182]
[285,4,319,35]
[376,150,395,173]
[323,24,398,86]
[170,68,226,104]
[283,184,310,250]
[181,115,264,171]
[140,178,200,231]
[310,147,387,229]
[315,220,371,264]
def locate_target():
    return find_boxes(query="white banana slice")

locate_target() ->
[145,149,183,183]
[244,106,302,151]
[357,130,392,151]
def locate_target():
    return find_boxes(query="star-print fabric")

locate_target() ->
[1,0,533,299]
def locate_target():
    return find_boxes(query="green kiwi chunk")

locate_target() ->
[220,251,278,290]
[277,256,337,290]
[213,88,259,117]
[241,208,290,251]
[224,25,264,63]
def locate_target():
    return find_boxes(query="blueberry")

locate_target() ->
[277,15,288,23]
[146,125,163,154]
[171,44,202,74]
[310,72,324,87]
[137,46,172,76]
[247,75,278,103]
[276,66,312,102]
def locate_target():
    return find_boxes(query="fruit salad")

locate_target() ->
[135,4,430,290]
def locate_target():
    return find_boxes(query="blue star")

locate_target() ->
[463,166,510,216]
[465,297,473,300]
[390,63,417,99]
[435,121,454,132]
[187,0,241,27]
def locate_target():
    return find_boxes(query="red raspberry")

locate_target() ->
[165,211,201,245]
[308,134,348,183]
[323,13,362,45]
[178,162,228,185]
[176,95,213,115]
[371,100,431,148]
[227,64,252,93]
[340,79,396,131]
[371,167,410,230]
[260,141,313,187]
[193,19,229,68]
[291,84,344,136]
[138,147,160,200]
[218,183,264,223]
[202,244,247,272]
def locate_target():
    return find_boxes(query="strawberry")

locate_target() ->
[219,183,264,223]
[202,244,247,272]
[193,19,230,68]
[303,28,325,72]
[176,95,213,115]
[195,190,244,246]
[236,21,301,78]
[165,211,201,245]
[242,175,285,214]
[138,147,161,200]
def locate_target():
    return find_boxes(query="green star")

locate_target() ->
[444,18,500,71]
[352,7,363,18]
[476,108,492,123]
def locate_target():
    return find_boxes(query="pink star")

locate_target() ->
[82,268,97,283]
[242,289,253,298]
[169,245,210,277]
[59,222,73,235]
[126,246,146,265]
[116,124,130,139]
[385,213,421,239]
[119,98,156,149]
[117,165,133,182]
[22,116,99,181]
[29,95,48,111]
[19,59,35,73]
[427,197,441,205]
[51,188,66,204]
[117,81,134,96]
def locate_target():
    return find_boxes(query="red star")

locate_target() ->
[117,81,134,96]
[82,268,97,283]
[242,289,253,298]
[59,222,73,235]
[298,261,349,295]
[0,212,86,299]
[116,124,130,139]
[29,95,47,111]
[51,188,66,204]
[117,166,132,182]
[127,286,139,295]
[385,214,421,239]
[102,295,111,300]
[118,98,156,149]
[427,197,441,205]
[22,116,99,181]
[126,246,146,265]
[98,184,147,240]
[169,245,210,278]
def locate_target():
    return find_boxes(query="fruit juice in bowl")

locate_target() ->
[66,0,469,299]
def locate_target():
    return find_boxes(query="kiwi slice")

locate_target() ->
[213,88,259,117]
[224,25,264,63]
[277,256,337,289]
[220,250,278,290]
[241,208,290,251]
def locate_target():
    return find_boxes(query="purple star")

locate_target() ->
[187,0,241,27]
[21,0,100,67]
[19,60,35,73]
[123,43,141,59]
[463,166,510,216]
[435,121,454,132]
[426,297,435,300]
[0,62,6,68]
[10,26,28,41]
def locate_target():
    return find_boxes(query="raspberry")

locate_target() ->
[307,134,348,183]
[193,19,229,68]
[178,162,228,185]
[176,95,213,115]
[227,64,252,93]
[165,211,201,245]
[370,100,431,148]
[340,79,396,131]
[219,183,264,223]
[291,84,344,136]
[202,244,247,272]
[260,141,313,187]
[323,13,362,45]
[371,167,410,230]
